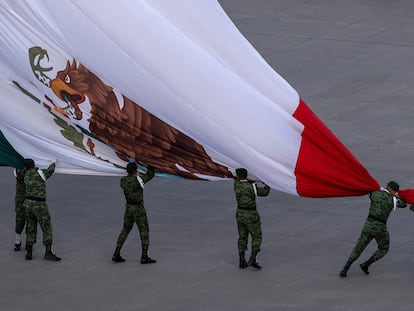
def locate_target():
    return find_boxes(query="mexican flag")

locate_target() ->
[0,0,383,198]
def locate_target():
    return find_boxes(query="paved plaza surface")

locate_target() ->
[1,1,414,310]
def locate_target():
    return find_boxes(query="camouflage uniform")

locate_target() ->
[234,180,270,252]
[347,190,407,262]
[116,167,155,250]
[23,163,55,246]
[15,168,26,234]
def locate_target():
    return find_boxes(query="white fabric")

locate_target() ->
[252,182,258,196]
[37,169,46,181]
[136,176,145,189]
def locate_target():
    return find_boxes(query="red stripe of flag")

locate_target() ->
[293,99,380,197]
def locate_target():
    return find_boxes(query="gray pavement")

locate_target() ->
[1,1,414,310]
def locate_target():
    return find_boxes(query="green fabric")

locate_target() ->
[0,130,24,168]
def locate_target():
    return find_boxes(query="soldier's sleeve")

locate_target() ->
[16,168,26,180]
[141,166,155,184]
[43,162,56,179]
[255,181,270,197]
[397,198,407,209]
[234,181,241,203]
[369,191,380,202]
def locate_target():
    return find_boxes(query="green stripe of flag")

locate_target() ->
[0,130,24,168]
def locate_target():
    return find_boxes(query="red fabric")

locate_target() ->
[398,189,414,204]
[293,99,380,197]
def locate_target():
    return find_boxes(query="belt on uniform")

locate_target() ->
[368,215,387,224]
[126,199,142,205]
[237,205,256,211]
[26,196,46,202]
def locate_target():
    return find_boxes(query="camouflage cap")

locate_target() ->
[23,158,35,168]
[126,162,138,173]
[235,168,248,177]
[387,181,399,191]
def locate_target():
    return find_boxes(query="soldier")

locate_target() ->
[339,181,407,277]
[234,168,270,269]
[112,162,156,264]
[13,166,26,251]
[23,158,61,261]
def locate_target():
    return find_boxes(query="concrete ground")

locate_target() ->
[1,0,414,310]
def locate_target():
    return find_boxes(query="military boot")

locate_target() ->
[247,250,261,269]
[140,248,156,264]
[339,259,354,277]
[44,244,61,261]
[112,246,125,263]
[25,245,33,261]
[239,251,248,269]
[360,256,375,275]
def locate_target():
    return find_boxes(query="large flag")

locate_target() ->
[0,0,381,197]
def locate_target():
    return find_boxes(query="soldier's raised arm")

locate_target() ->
[41,161,56,180]
[141,166,155,184]
[254,181,270,197]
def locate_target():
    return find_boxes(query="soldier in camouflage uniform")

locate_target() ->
[112,162,156,264]
[23,158,61,261]
[340,181,407,277]
[14,167,26,251]
[234,168,270,269]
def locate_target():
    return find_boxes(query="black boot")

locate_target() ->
[339,259,354,277]
[239,251,248,269]
[14,242,21,251]
[112,246,125,263]
[25,245,33,261]
[247,250,261,269]
[140,248,156,264]
[44,244,61,261]
[360,256,375,275]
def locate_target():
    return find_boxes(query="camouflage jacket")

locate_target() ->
[15,168,26,197]
[368,189,407,221]
[120,167,154,204]
[24,163,55,200]
[234,180,270,209]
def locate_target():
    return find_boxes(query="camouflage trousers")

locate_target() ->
[348,218,389,262]
[15,197,26,234]
[116,204,150,250]
[24,200,53,246]
[236,209,262,252]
